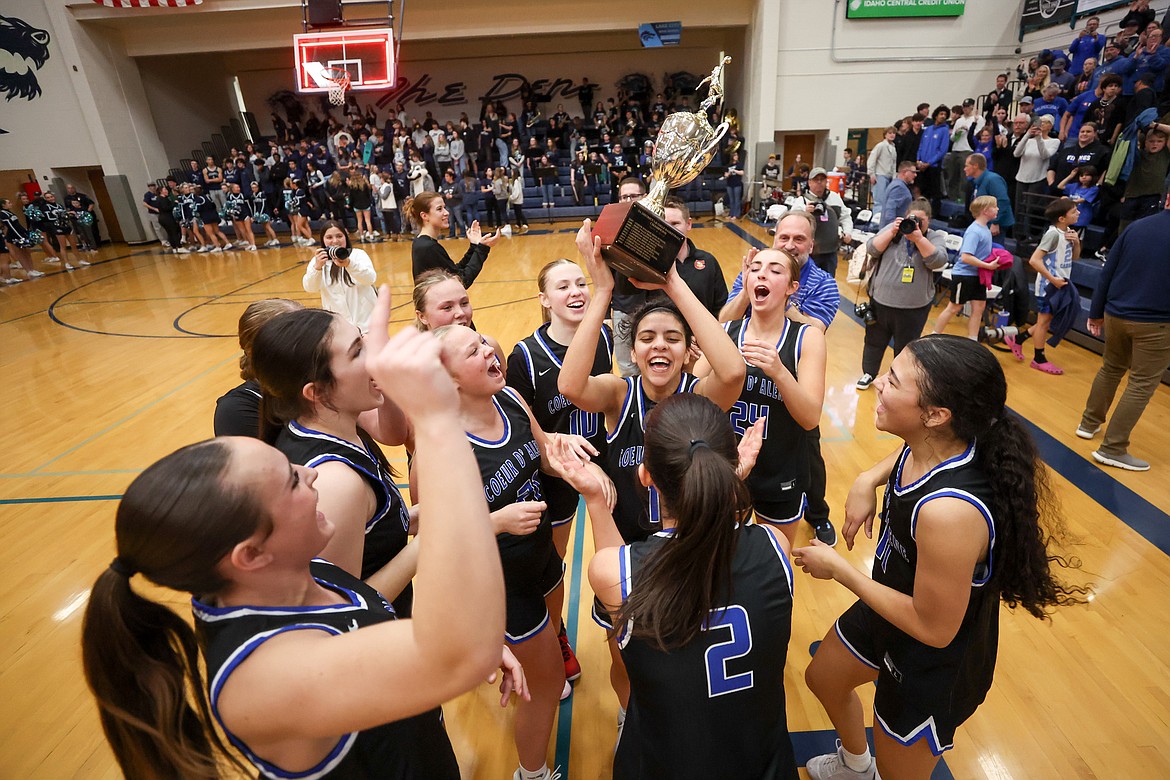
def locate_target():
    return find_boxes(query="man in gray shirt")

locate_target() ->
[856,198,949,389]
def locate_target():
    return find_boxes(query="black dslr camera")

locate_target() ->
[855,300,877,326]
[325,245,351,261]
[809,202,826,218]
[891,216,920,243]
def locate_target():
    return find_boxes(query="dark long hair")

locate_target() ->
[906,335,1090,618]
[237,298,304,380]
[617,297,694,348]
[613,394,752,650]
[81,440,267,778]
[318,220,355,287]
[252,308,337,442]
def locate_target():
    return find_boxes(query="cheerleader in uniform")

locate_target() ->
[0,198,45,279]
[558,220,746,735]
[82,297,520,780]
[18,192,61,264]
[506,257,613,684]
[177,184,210,252]
[224,183,256,251]
[249,182,281,247]
[41,192,88,268]
[795,336,1088,780]
[194,186,232,252]
[435,322,609,780]
[717,248,826,545]
[283,178,315,246]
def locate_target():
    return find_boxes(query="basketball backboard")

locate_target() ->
[294,28,396,93]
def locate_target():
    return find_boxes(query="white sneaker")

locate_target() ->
[235,240,248,248]
[247,244,257,251]
[1091,450,1151,472]
[855,373,875,390]
[1075,424,1100,440]
[44,256,61,264]
[805,742,875,780]
[197,245,210,253]
[266,239,281,247]
[27,269,46,278]
[174,247,190,255]
[162,241,171,248]
[3,277,22,285]
[64,262,77,270]
[77,258,91,267]
[303,238,316,246]
[212,246,224,253]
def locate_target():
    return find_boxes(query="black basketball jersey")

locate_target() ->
[614,526,798,780]
[275,421,413,615]
[604,374,698,543]
[506,323,612,522]
[466,388,556,592]
[194,559,459,780]
[724,316,811,519]
[871,442,1000,724]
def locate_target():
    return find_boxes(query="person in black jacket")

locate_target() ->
[410,191,499,285]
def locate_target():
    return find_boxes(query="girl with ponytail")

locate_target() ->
[558,392,798,779]
[81,296,514,779]
[795,334,1089,780]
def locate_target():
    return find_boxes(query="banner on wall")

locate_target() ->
[1073,0,1128,14]
[845,0,965,19]
[1020,0,1076,35]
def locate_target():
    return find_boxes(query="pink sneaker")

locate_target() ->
[1030,360,1063,375]
[1004,334,1025,361]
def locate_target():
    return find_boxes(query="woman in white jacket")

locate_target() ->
[302,220,378,331]
[1012,115,1059,240]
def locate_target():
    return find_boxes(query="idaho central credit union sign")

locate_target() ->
[846,0,965,18]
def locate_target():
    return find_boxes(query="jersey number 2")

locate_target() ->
[703,605,754,698]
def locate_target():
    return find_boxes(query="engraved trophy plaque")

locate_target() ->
[592,57,732,284]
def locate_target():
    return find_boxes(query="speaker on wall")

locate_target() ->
[306,0,343,27]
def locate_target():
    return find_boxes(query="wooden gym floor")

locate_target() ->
[1,218,1167,779]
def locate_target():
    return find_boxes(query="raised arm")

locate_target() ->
[558,220,628,415]
[217,290,504,746]
[636,266,745,410]
[794,496,990,648]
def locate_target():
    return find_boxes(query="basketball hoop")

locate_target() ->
[321,67,351,106]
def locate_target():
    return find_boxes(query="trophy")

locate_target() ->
[592,56,731,284]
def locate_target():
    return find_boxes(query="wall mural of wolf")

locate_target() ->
[0,14,52,134]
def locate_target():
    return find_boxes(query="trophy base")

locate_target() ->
[592,201,684,285]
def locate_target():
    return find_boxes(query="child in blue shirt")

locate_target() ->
[1006,198,1081,374]
[932,195,1001,341]
[1059,164,1099,230]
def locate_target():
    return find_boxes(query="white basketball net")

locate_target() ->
[323,68,351,106]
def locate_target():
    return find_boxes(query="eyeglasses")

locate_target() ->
[619,193,642,202]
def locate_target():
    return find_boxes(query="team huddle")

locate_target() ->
[80,211,1087,780]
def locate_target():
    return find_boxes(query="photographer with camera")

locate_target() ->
[855,199,949,390]
[303,220,379,331]
[791,167,852,277]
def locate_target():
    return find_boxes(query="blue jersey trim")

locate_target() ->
[910,488,996,587]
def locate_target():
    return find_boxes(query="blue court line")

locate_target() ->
[0,495,121,505]
[553,498,587,775]
[726,222,1170,555]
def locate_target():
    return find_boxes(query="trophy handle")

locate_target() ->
[700,121,730,161]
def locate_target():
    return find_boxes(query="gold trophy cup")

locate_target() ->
[593,57,731,283]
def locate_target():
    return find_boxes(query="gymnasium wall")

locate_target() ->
[746,1,1024,172]
[232,29,745,144]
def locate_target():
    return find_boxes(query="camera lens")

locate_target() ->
[326,245,350,261]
